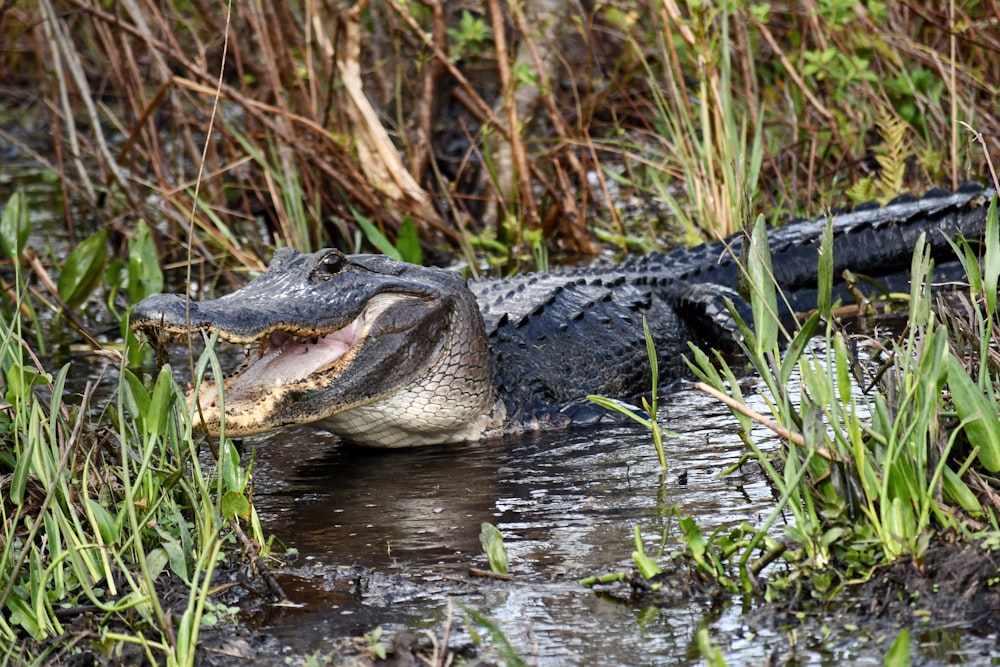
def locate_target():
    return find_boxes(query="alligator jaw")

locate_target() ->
[156,290,436,438]
[194,315,365,435]
[129,249,498,445]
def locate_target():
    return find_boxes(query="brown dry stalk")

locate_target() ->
[315,1,438,223]
[694,381,836,461]
[487,0,537,233]
[412,0,446,185]
[508,1,594,251]
[743,10,833,123]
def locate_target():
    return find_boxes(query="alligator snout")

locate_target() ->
[130,293,217,335]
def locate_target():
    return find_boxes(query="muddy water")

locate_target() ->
[241,386,781,665]
[236,376,1000,666]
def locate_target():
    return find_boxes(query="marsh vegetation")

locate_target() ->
[3,0,1000,664]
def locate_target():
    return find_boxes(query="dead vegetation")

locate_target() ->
[1,1,1000,274]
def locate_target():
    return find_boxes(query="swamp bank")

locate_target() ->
[4,1,1000,664]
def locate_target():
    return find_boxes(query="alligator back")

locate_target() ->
[469,183,993,429]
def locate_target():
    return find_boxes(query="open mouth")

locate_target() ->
[198,317,364,410]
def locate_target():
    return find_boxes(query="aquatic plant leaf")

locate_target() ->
[941,466,982,513]
[462,605,530,667]
[121,369,151,424]
[678,517,707,561]
[395,217,423,265]
[145,365,176,437]
[4,364,51,403]
[5,593,42,640]
[948,354,1000,472]
[158,532,190,583]
[220,438,246,494]
[816,220,834,315]
[145,547,169,582]
[128,220,164,303]
[747,214,779,355]
[353,208,402,261]
[631,525,663,580]
[779,311,820,387]
[884,627,911,667]
[983,195,999,317]
[0,191,30,261]
[883,496,916,558]
[221,490,251,521]
[10,434,32,506]
[696,627,727,667]
[57,229,108,308]
[86,498,120,544]
[586,395,651,429]
[479,522,509,574]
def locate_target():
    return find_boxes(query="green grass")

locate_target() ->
[0,195,264,666]
[580,174,1000,643]
[658,184,1000,600]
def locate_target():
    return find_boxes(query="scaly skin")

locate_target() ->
[130,183,993,447]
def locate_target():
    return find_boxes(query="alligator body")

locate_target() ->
[130,183,994,447]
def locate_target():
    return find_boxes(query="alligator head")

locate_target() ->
[129,248,501,447]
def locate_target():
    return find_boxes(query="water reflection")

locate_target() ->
[245,386,780,665]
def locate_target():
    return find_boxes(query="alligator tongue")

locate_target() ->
[223,319,361,401]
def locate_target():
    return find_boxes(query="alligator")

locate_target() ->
[130,183,994,447]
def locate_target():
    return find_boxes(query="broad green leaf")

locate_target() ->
[948,355,1000,472]
[6,593,42,640]
[221,490,251,521]
[57,229,108,307]
[10,436,32,506]
[779,311,820,387]
[128,220,164,302]
[984,195,999,317]
[816,220,834,315]
[145,364,175,437]
[884,627,911,667]
[159,533,190,583]
[219,438,245,493]
[643,316,658,390]
[145,548,170,581]
[86,498,120,544]
[395,217,423,265]
[632,526,662,579]
[479,522,509,574]
[0,191,30,260]
[747,214,779,355]
[883,496,915,557]
[5,364,51,403]
[353,209,402,260]
[121,368,151,424]
[941,466,982,513]
[906,235,931,328]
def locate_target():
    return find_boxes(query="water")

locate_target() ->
[240,386,781,665]
[229,378,1000,666]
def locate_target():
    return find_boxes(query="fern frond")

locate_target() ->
[874,113,908,200]
[846,175,876,206]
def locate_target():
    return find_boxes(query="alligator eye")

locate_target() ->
[313,251,347,280]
